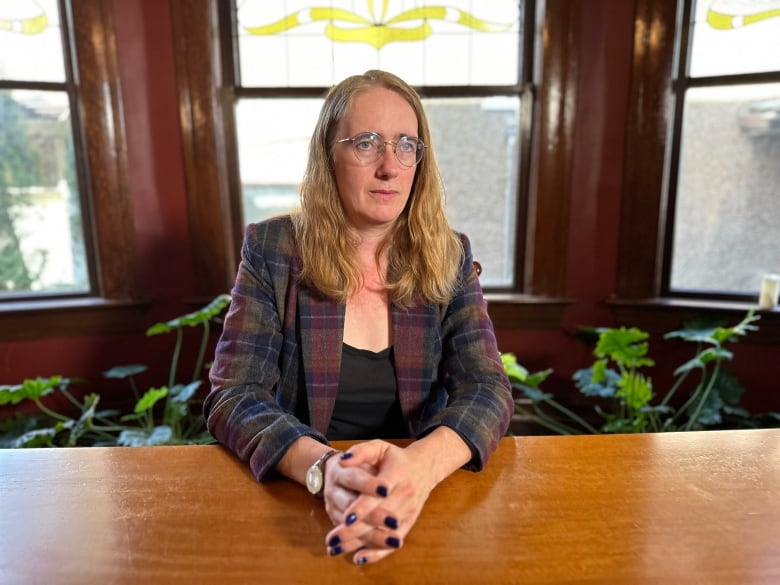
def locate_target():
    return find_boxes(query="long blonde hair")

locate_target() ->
[292,70,463,308]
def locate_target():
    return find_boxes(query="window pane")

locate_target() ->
[0,90,88,295]
[234,96,519,287]
[236,99,322,224]
[670,84,780,294]
[689,0,780,77]
[0,0,66,83]
[235,0,521,87]
[425,97,519,287]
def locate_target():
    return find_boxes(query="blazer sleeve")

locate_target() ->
[418,233,514,471]
[204,221,328,481]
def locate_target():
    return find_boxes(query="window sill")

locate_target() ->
[2,294,570,342]
[607,297,780,344]
[0,298,152,343]
[485,294,572,329]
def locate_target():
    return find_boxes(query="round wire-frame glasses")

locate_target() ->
[335,131,426,167]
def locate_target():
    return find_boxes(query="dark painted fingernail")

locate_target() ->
[384,516,398,529]
[329,546,343,556]
[346,513,358,526]
[340,452,353,460]
[376,485,388,497]
[356,556,368,565]
[386,537,401,548]
[327,535,341,547]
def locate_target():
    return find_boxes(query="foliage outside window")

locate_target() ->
[0,0,90,297]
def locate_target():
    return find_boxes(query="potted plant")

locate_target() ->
[0,294,231,447]
[503,310,779,434]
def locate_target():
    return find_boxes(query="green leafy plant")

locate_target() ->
[0,294,231,448]
[505,310,779,434]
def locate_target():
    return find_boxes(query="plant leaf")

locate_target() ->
[12,422,67,448]
[616,371,653,411]
[0,376,64,404]
[165,382,201,424]
[501,353,529,383]
[513,383,553,403]
[117,425,173,447]
[524,369,553,388]
[103,364,148,379]
[169,381,201,403]
[146,294,231,336]
[712,369,744,405]
[573,365,619,398]
[134,387,168,414]
[66,393,100,446]
[595,327,655,368]
[673,347,732,376]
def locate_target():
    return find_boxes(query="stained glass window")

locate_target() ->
[234,0,521,87]
[689,0,780,77]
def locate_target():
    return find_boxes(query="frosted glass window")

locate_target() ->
[235,0,521,87]
[427,97,519,286]
[234,96,520,287]
[689,0,780,77]
[670,84,780,293]
[0,0,65,83]
[236,99,323,224]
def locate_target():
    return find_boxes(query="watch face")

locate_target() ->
[306,466,323,494]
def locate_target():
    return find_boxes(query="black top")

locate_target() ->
[326,343,408,440]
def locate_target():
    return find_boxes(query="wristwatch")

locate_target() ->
[305,449,341,498]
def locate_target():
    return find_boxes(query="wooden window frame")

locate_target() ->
[172,0,577,329]
[0,0,580,341]
[0,0,147,342]
[612,0,779,337]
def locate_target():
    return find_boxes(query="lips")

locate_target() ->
[370,189,397,198]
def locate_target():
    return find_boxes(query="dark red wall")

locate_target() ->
[2,0,778,418]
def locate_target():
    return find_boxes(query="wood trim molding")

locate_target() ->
[523,0,579,297]
[616,0,676,298]
[0,299,151,342]
[71,0,140,300]
[169,0,237,297]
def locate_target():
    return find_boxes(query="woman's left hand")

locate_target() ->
[324,428,471,564]
[323,439,441,564]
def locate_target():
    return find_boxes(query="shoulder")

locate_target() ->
[245,215,294,243]
[453,230,474,271]
[244,215,295,253]
[240,215,300,278]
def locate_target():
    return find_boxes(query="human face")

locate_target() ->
[332,87,419,235]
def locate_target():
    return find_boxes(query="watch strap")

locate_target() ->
[309,449,342,498]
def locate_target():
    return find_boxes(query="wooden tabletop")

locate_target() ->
[1,429,778,585]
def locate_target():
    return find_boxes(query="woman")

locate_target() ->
[205,69,513,565]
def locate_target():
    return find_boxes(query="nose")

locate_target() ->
[375,142,401,175]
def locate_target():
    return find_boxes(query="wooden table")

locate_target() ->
[1,430,778,584]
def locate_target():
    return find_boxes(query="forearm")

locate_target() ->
[406,426,471,490]
[275,435,335,486]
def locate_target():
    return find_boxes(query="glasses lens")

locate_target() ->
[352,132,382,163]
[346,133,423,166]
[395,137,421,167]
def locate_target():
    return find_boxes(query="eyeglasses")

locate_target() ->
[335,131,425,168]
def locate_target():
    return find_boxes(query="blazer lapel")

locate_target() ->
[298,288,344,434]
[392,304,434,433]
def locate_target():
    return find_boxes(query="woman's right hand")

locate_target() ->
[322,456,380,529]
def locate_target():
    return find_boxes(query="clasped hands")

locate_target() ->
[322,439,433,565]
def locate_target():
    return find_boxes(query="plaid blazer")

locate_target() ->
[205,216,513,481]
